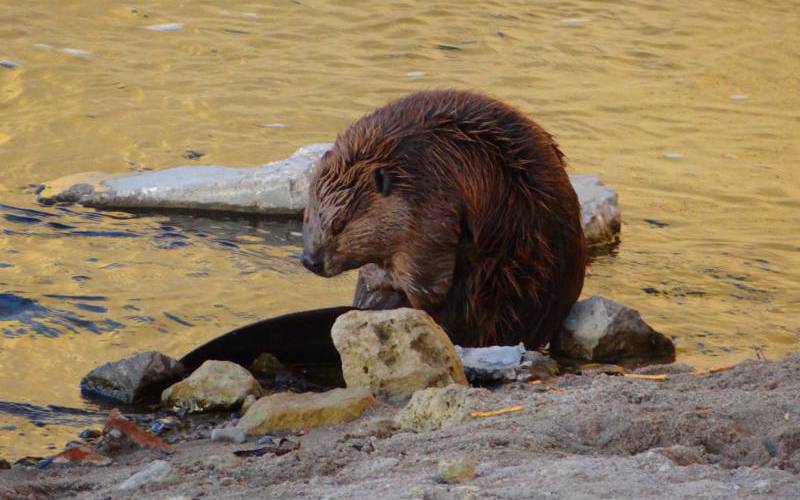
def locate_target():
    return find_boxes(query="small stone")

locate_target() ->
[161,360,262,413]
[80,351,184,405]
[551,296,676,365]
[730,94,749,101]
[237,387,376,435]
[406,71,425,78]
[117,460,172,491]
[437,455,476,484]
[183,149,205,160]
[0,458,10,469]
[0,60,19,69]
[395,384,484,431]
[211,427,246,444]
[249,352,286,378]
[332,308,468,401]
[521,351,559,380]
[662,152,683,160]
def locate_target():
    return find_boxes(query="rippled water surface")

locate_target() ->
[1,1,798,459]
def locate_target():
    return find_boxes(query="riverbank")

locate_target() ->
[2,354,798,499]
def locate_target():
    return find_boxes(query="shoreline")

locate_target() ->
[3,353,799,499]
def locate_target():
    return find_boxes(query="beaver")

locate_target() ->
[301,89,586,348]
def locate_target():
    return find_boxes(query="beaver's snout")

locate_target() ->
[300,250,326,276]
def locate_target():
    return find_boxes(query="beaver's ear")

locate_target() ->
[372,167,393,197]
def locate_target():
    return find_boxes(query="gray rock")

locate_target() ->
[117,460,172,491]
[210,427,246,444]
[36,144,619,245]
[571,175,621,246]
[80,351,184,405]
[551,296,675,365]
[0,60,18,69]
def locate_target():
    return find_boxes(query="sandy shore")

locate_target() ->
[2,355,799,499]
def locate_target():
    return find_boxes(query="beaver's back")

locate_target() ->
[343,90,586,348]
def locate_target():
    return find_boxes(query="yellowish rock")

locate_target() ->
[332,308,467,401]
[395,384,484,431]
[161,360,262,413]
[438,455,477,484]
[236,387,376,435]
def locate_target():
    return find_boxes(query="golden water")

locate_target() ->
[0,1,798,459]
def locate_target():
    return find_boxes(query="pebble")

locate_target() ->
[0,60,19,69]
[662,152,683,160]
[0,458,10,469]
[117,460,172,491]
[730,94,749,101]
[406,71,425,78]
[437,455,476,484]
[146,23,185,32]
[258,123,286,129]
[211,426,246,444]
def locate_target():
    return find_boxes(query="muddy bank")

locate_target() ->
[2,354,798,499]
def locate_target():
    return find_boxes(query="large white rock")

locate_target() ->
[37,143,331,216]
[36,144,620,245]
[332,308,468,401]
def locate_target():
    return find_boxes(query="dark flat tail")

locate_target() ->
[179,306,353,373]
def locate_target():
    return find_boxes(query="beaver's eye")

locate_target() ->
[331,218,346,235]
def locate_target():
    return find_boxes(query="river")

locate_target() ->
[0,0,798,460]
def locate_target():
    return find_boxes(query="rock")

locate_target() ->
[437,455,476,484]
[79,428,102,441]
[117,460,172,491]
[551,296,676,365]
[80,351,184,405]
[521,350,559,380]
[37,143,331,215]
[35,144,619,245]
[211,427,246,444]
[0,60,18,69]
[395,384,484,431]
[457,344,558,383]
[236,387,376,435]
[249,352,286,378]
[0,458,10,469]
[332,308,468,401]
[571,175,620,246]
[161,360,262,413]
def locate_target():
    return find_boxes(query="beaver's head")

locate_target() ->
[301,146,413,277]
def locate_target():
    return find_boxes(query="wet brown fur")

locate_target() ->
[303,90,586,348]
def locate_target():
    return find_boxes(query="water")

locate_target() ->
[1,0,798,460]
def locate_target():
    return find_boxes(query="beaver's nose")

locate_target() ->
[301,252,325,275]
